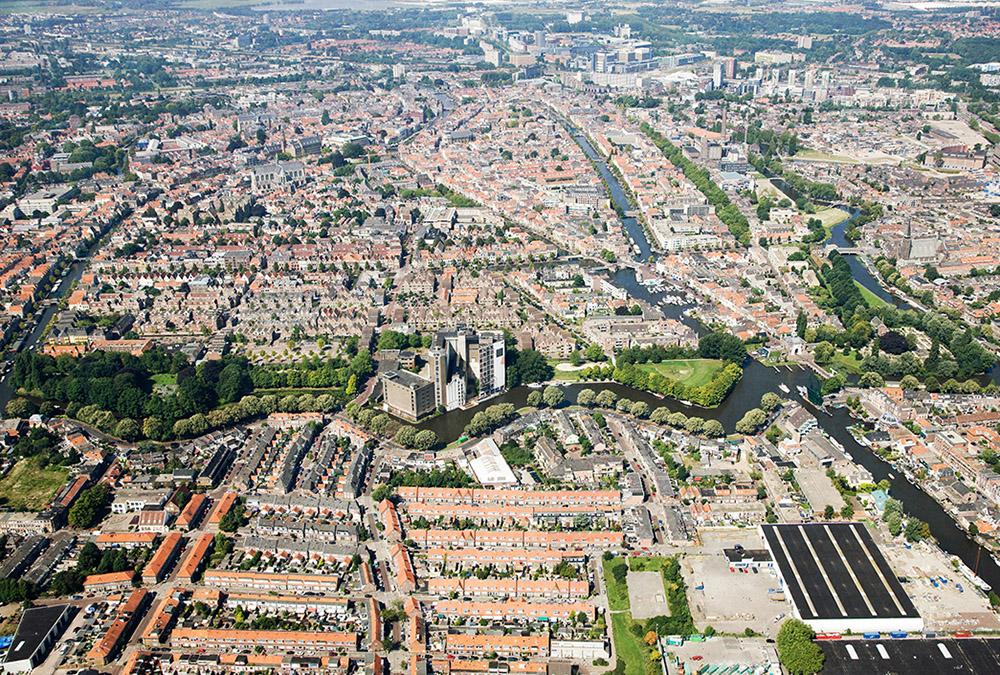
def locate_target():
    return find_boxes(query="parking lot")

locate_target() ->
[684,529,791,637]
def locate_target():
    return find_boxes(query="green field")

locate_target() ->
[636,359,724,388]
[0,457,69,511]
[610,613,653,675]
[0,2,104,13]
[603,557,631,611]
[830,350,864,375]
[603,556,664,675]
[814,207,851,228]
[151,373,177,386]
[855,281,891,308]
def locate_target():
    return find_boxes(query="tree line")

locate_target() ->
[10,346,373,441]
[641,123,751,245]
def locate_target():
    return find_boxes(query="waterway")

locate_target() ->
[565,126,654,263]
[0,242,101,410]
[414,201,1000,592]
[826,210,914,311]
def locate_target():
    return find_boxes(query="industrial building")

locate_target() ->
[760,522,922,634]
[1,605,75,673]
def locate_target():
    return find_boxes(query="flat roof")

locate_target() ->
[3,604,72,666]
[382,369,432,390]
[761,523,919,621]
[819,638,1000,674]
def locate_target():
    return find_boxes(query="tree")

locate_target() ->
[114,418,141,441]
[820,374,845,396]
[899,375,920,390]
[697,331,746,363]
[217,362,251,404]
[507,348,553,385]
[577,389,596,407]
[735,408,767,434]
[859,371,885,388]
[584,343,605,362]
[776,619,824,674]
[629,400,650,419]
[595,390,618,408]
[841,504,855,519]
[904,518,930,542]
[823,504,835,520]
[879,331,910,355]
[702,419,725,437]
[5,397,36,418]
[969,523,980,537]
[760,392,781,412]
[542,385,563,407]
[413,429,438,451]
[796,311,807,339]
[68,484,112,529]
[526,391,542,407]
[219,500,246,533]
[372,484,393,503]
[813,341,835,364]
[886,511,903,537]
[394,426,418,448]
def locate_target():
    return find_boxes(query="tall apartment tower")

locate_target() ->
[428,327,505,411]
[723,56,736,80]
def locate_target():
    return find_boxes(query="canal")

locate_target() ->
[416,362,1000,590]
[0,256,89,411]
[563,123,654,263]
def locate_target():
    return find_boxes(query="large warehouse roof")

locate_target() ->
[819,638,1000,674]
[761,522,921,633]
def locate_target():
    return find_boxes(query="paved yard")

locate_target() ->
[627,570,670,619]
[685,529,791,637]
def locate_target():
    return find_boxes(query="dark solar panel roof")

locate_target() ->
[3,605,71,666]
[762,523,919,620]
[820,638,1000,674]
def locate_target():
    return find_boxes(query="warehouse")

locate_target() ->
[818,638,1000,674]
[760,522,922,634]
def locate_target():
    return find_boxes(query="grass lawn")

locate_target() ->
[0,456,69,511]
[610,612,655,675]
[151,373,177,386]
[814,207,851,228]
[831,351,864,375]
[855,281,891,308]
[603,557,631,611]
[603,557,660,675]
[636,359,724,388]
[0,2,104,13]
[550,360,585,382]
